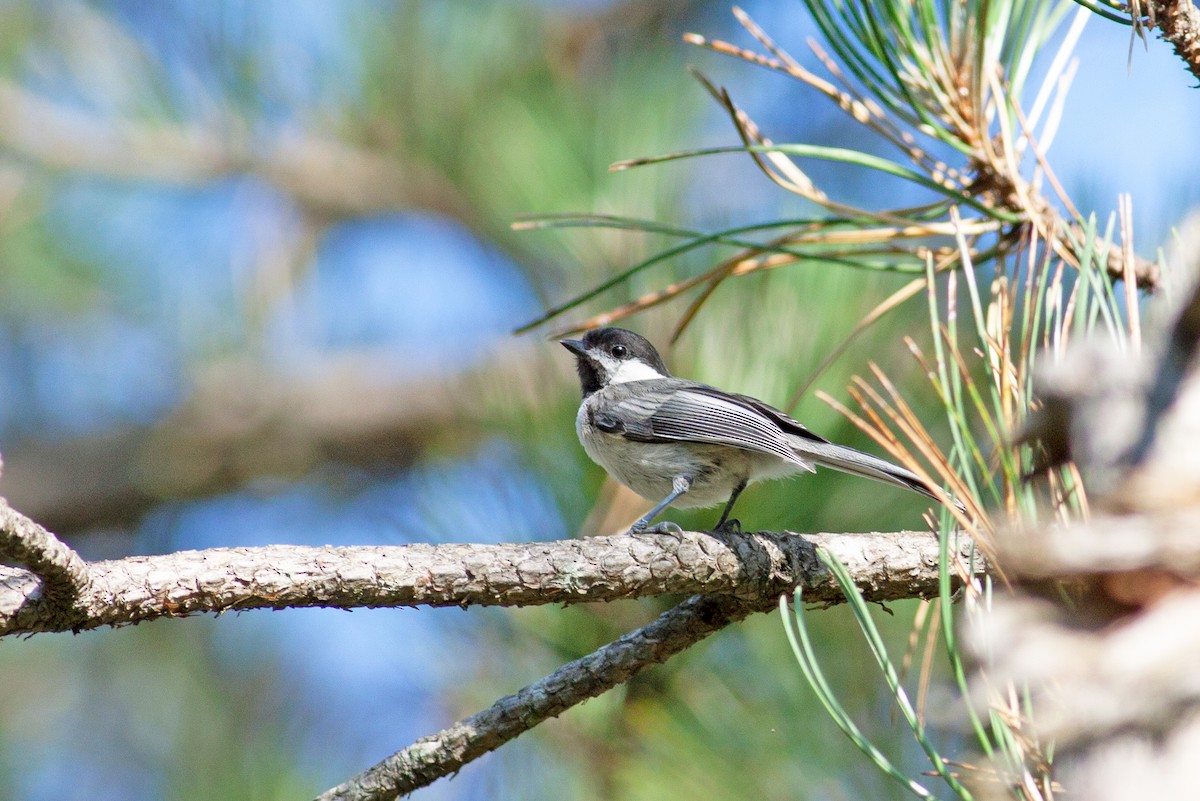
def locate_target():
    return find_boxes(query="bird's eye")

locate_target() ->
[610,344,627,359]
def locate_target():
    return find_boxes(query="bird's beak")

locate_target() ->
[560,339,586,357]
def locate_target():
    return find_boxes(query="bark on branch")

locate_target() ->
[0,498,89,610]
[0,500,966,637]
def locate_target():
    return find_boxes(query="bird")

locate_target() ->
[561,326,956,534]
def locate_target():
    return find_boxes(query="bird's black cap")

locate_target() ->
[560,327,670,396]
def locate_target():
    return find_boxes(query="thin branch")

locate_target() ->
[315,593,753,801]
[0,498,89,610]
[0,499,970,636]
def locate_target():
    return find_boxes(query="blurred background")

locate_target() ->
[0,2,1197,799]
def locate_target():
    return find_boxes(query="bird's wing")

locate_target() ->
[596,380,958,508]
[697,386,830,445]
[599,380,815,469]
[689,387,952,506]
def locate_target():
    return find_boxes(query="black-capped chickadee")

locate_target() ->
[562,327,955,534]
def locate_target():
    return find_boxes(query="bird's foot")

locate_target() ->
[628,520,684,536]
[713,518,742,535]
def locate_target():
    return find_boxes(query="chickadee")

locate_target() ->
[562,327,954,534]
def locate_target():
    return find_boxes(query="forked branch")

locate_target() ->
[1,498,977,799]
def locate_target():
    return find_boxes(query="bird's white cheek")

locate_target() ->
[609,360,664,384]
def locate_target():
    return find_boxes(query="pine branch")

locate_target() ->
[0,500,969,637]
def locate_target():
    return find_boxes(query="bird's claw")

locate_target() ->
[713,518,742,535]
[628,520,684,536]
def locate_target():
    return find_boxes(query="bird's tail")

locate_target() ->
[794,439,963,511]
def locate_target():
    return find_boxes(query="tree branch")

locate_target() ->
[0,498,89,611]
[0,497,972,797]
[315,593,753,801]
[1147,0,1200,84]
[0,498,967,636]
